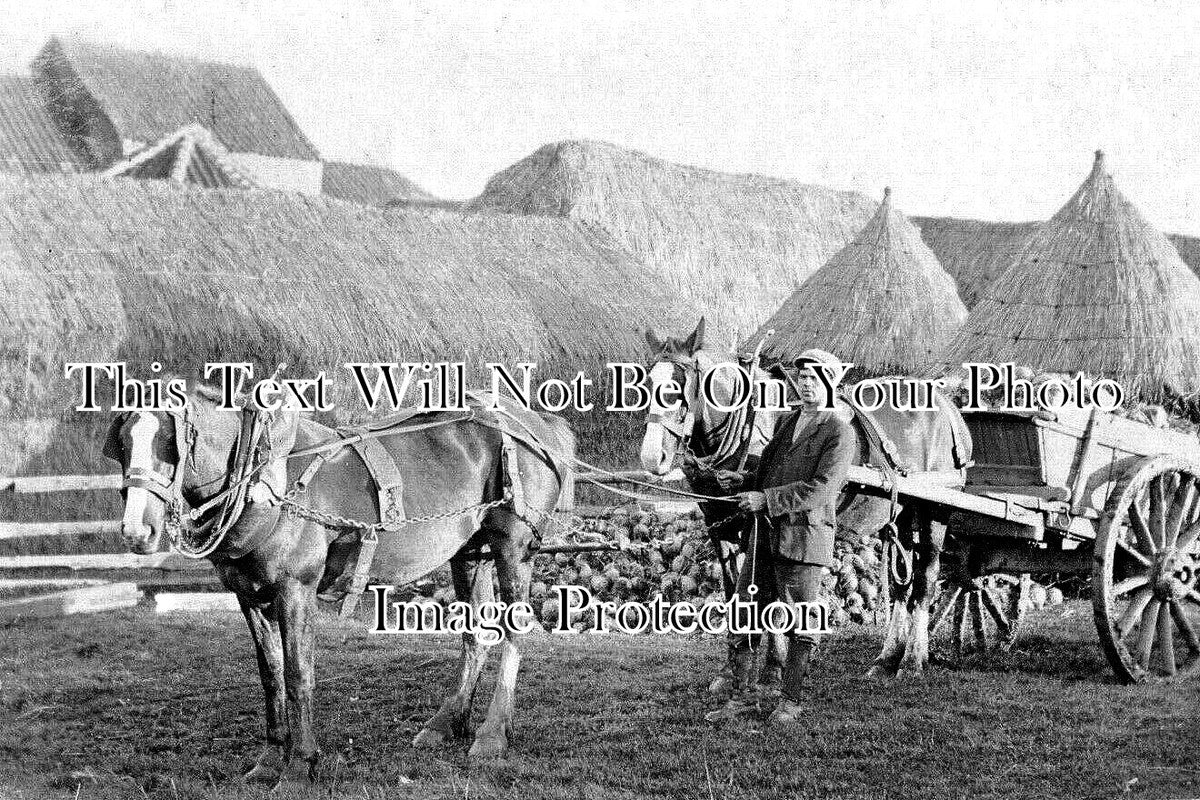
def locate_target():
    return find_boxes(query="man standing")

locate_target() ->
[705,348,856,725]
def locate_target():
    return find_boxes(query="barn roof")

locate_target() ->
[465,139,877,344]
[747,188,967,375]
[942,151,1200,398]
[33,36,319,161]
[321,161,434,206]
[0,73,86,175]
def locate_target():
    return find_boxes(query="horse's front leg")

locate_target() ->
[237,597,287,784]
[897,511,946,679]
[276,576,320,784]
[413,557,495,748]
[469,523,533,762]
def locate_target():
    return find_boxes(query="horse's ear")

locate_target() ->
[684,317,707,354]
[102,414,127,462]
[644,327,664,353]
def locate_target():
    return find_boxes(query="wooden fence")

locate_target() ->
[0,468,688,577]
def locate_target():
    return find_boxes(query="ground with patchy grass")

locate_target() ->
[1,601,1197,800]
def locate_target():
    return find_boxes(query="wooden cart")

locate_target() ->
[845,406,1200,684]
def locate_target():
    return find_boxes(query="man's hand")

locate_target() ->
[714,469,744,491]
[734,491,767,513]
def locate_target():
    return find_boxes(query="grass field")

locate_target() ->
[1,600,1198,800]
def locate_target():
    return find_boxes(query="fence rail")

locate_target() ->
[0,467,689,573]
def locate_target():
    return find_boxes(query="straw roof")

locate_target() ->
[0,74,86,176]
[33,36,318,161]
[0,173,694,420]
[322,161,434,206]
[466,140,876,342]
[942,151,1200,398]
[746,188,967,375]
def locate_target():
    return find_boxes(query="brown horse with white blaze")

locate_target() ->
[104,386,574,786]
[640,320,974,680]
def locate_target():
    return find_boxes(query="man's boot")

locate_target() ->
[704,647,758,723]
[756,633,786,703]
[768,640,814,726]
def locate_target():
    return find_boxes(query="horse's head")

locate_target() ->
[639,318,708,475]
[102,385,301,555]
[102,409,183,554]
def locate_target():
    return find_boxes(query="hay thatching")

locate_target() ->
[0,74,87,176]
[915,218,1200,309]
[322,161,435,207]
[746,188,967,375]
[466,139,877,342]
[913,216,1039,308]
[942,151,1200,398]
[0,173,696,423]
[33,36,318,161]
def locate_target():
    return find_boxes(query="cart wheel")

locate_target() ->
[1094,455,1200,684]
[929,572,1031,657]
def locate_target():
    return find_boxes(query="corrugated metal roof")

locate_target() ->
[0,73,87,175]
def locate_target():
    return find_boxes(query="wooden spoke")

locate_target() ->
[951,593,966,656]
[1135,600,1161,670]
[1115,538,1152,567]
[1158,602,1177,676]
[1178,521,1200,554]
[1127,503,1158,557]
[970,591,987,653]
[1166,480,1197,548]
[1149,475,1168,548]
[1112,574,1151,598]
[928,586,961,634]
[1169,601,1200,654]
[1116,588,1154,638]
[981,588,1013,641]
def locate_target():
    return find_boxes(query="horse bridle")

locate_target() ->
[119,403,271,557]
[647,356,700,450]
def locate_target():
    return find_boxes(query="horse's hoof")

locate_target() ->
[864,665,894,680]
[412,727,449,749]
[241,764,280,784]
[467,732,509,762]
[707,675,731,697]
[896,667,927,681]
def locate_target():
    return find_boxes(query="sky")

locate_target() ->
[2,0,1197,234]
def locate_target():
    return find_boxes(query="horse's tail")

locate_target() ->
[538,413,577,513]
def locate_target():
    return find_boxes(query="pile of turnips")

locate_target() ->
[411,507,892,631]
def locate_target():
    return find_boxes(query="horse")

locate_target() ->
[639,320,973,679]
[103,384,575,786]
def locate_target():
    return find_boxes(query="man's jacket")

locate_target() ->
[752,408,856,566]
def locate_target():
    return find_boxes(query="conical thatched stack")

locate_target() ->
[943,151,1200,398]
[746,188,967,375]
[467,140,877,343]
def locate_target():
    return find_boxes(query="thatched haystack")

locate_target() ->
[915,218,1200,309]
[0,74,88,176]
[466,140,877,342]
[913,217,1038,308]
[942,151,1200,398]
[746,188,967,375]
[0,173,693,424]
[321,161,435,207]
